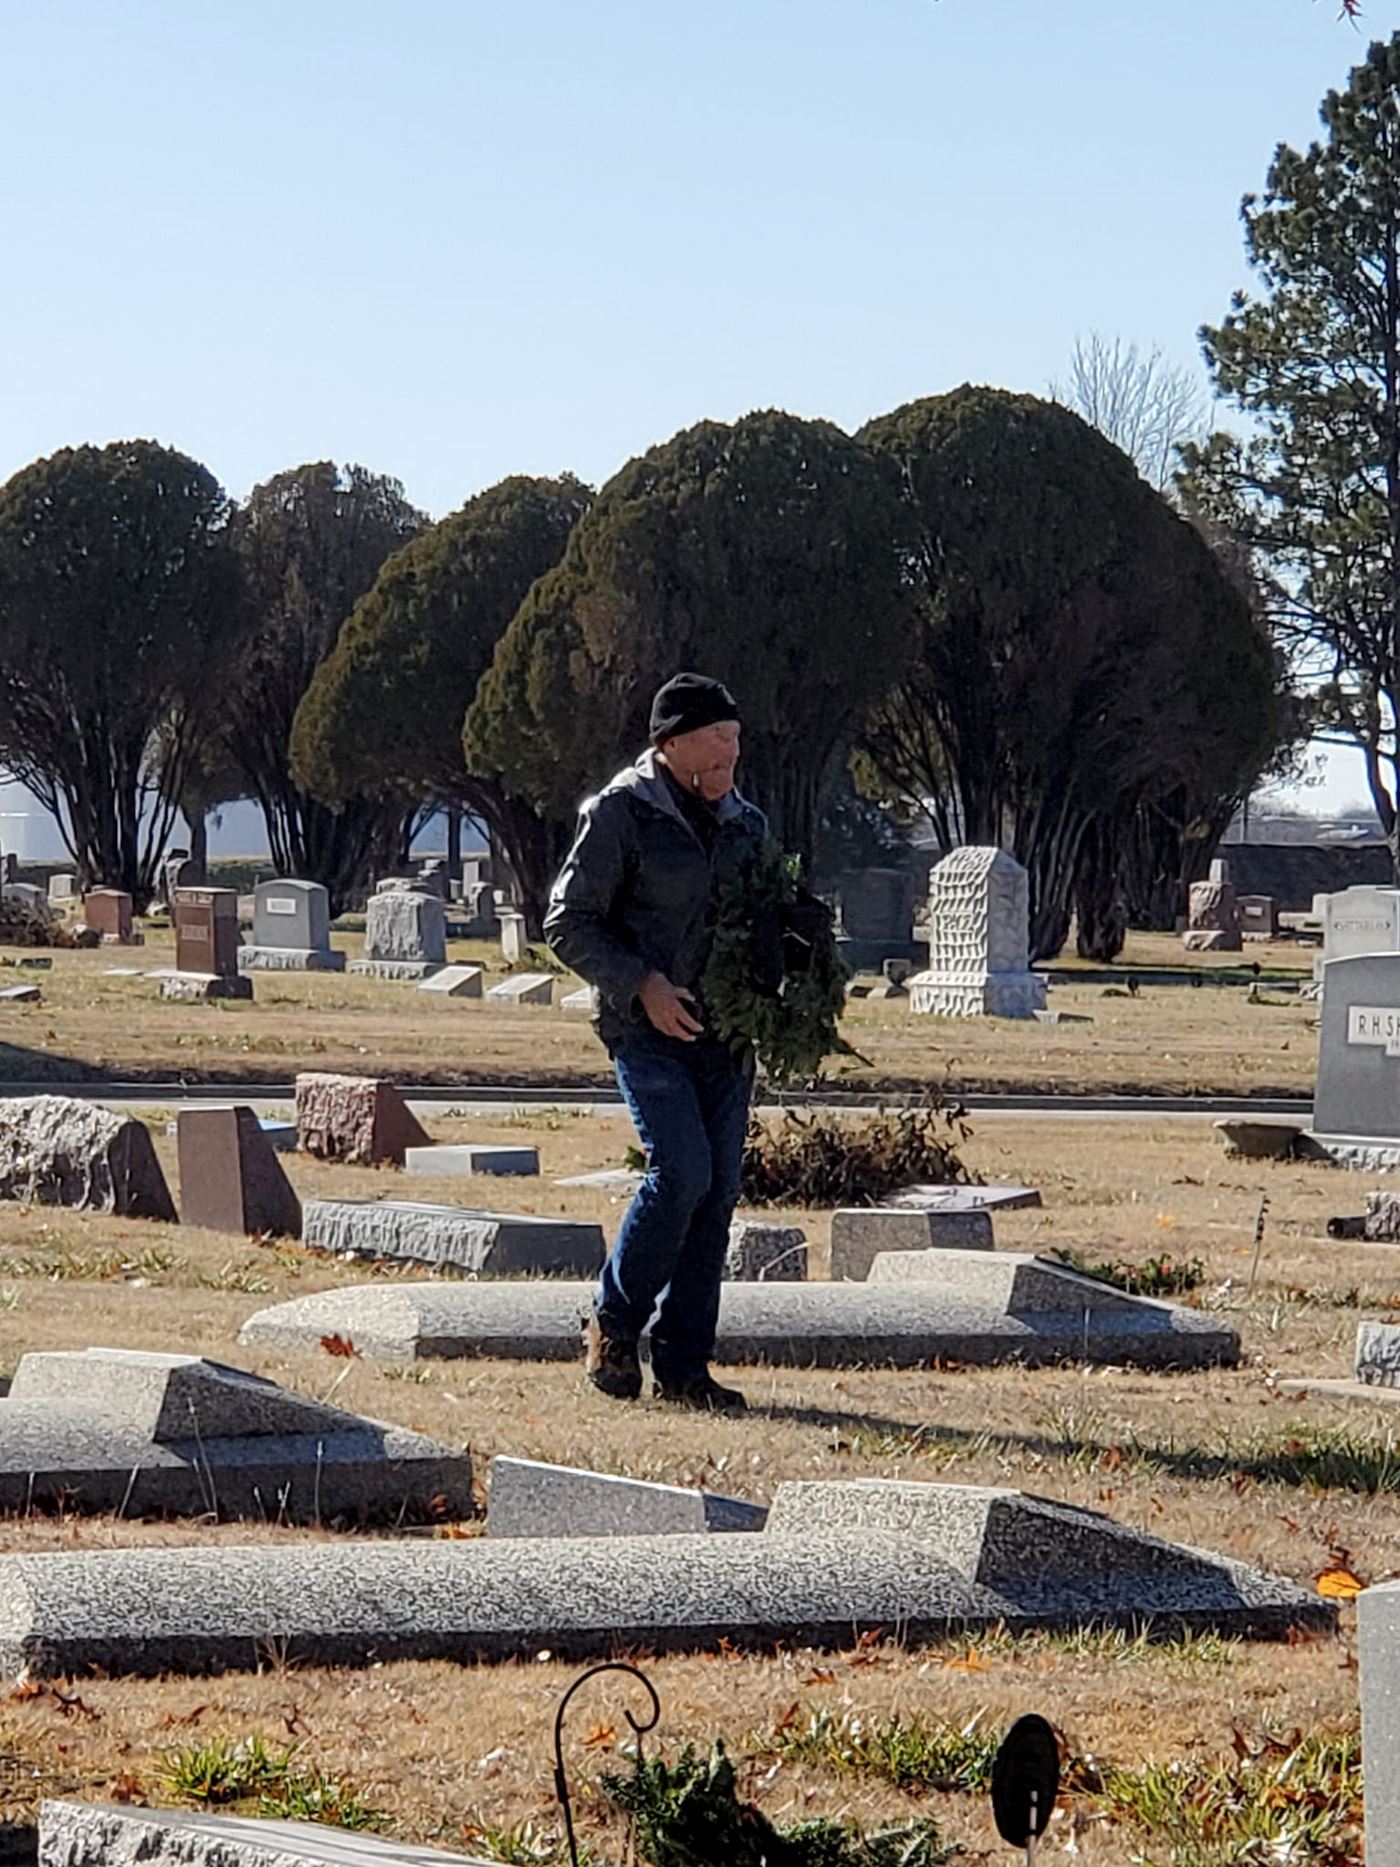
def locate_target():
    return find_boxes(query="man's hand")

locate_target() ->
[639,973,704,1041]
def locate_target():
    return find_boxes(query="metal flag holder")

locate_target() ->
[991,1712,1060,1864]
[553,1661,662,1867]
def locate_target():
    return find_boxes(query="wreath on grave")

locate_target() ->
[701,837,850,1086]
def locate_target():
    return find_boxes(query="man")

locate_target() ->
[545,672,766,1412]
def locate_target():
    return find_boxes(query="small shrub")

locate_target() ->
[1049,1246,1205,1298]
[741,1097,976,1207]
[602,1743,958,1867]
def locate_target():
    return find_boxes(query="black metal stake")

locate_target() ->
[553,1661,662,1867]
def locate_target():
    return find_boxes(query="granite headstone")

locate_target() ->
[177,1107,302,1238]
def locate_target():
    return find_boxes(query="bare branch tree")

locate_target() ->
[1050,332,1209,490]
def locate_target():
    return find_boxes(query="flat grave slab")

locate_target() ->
[157,971,254,1002]
[242,1273,1239,1370]
[864,1247,1141,1312]
[829,1207,993,1280]
[890,1184,1042,1213]
[486,973,556,1005]
[765,1480,1328,1633]
[0,1348,472,1521]
[301,1198,605,1275]
[417,966,483,998]
[555,1167,644,1191]
[40,1803,497,1867]
[487,1456,767,1537]
[404,1145,540,1178]
[0,1479,1322,1680]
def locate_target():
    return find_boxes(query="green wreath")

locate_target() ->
[702,838,849,1086]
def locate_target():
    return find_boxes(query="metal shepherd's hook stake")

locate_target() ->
[553,1661,662,1867]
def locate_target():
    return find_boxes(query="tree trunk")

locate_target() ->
[1074,819,1128,961]
[445,806,462,873]
[188,812,209,879]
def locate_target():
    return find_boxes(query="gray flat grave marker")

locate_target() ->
[0,1478,1326,1681]
[241,1267,1240,1370]
[555,1167,644,1191]
[302,1198,606,1275]
[40,1804,500,1867]
[418,965,483,998]
[487,1456,767,1537]
[0,1347,472,1521]
[404,1144,540,1178]
[486,972,555,1005]
[890,1183,1042,1213]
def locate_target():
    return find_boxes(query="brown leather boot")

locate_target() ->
[584,1313,642,1400]
[654,1369,748,1413]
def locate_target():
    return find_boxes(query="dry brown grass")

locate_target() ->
[0,1105,1392,1861]
[0,926,1318,1096]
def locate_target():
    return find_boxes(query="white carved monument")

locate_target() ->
[908,847,1046,1019]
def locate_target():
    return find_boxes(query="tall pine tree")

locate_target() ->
[1182,34,1400,868]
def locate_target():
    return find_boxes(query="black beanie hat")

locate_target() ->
[649,671,740,745]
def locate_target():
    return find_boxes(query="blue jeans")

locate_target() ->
[598,1029,754,1382]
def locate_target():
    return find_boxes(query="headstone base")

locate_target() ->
[908,972,1046,1018]
[157,972,254,1002]
[238,946,345,973]
[1182,929,1242,953]
[348,958,442,981]
[1298,1131,1400,1172]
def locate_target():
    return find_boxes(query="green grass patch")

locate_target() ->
[1090,1725,1362,1865]
[761,1708,999,1794]
[8,1245,183,1282]
[158,1735,388,1832]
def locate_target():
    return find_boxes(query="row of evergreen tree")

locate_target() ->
[0,390,1277,961]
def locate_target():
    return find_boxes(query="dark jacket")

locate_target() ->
[545,749,768,1046]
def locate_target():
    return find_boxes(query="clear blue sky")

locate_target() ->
[0,0,1394,820]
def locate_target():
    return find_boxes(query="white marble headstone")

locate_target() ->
[909,847,1046,1019]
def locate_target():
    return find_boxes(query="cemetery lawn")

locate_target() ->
[0,927,1319,1098]
[0,1110,1386,1864]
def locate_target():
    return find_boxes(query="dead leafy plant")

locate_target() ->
[740,1096,977,1207]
